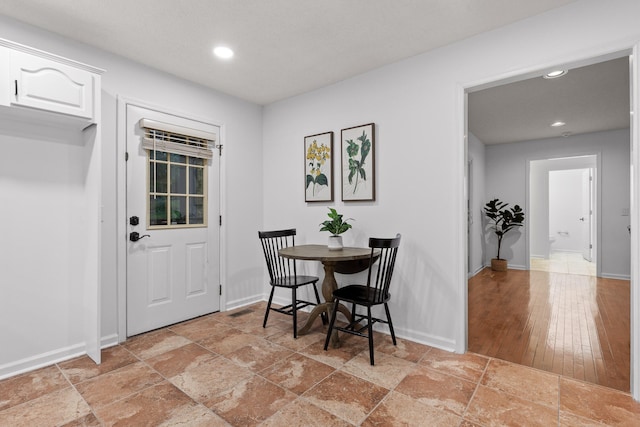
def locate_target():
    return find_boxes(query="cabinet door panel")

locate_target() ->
[10,50,94,120]
[0,46,9,107]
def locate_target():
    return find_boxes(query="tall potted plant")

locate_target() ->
[484,198,525,271]
[319,207,353,250]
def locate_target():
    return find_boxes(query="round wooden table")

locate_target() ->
[278,244,376,341]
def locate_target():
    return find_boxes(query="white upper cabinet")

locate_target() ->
[1,39,103,125]
[10,50,95,120]
[0,46,9,107]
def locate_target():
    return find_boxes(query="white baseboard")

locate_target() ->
[390,325,458,353]
[0,298,460,382]
[551,249,583,254]
[1,331,172,381]
[481,262,526,270]
[225,294,265,312]
[468,265,485,278]
[234,295,457,352]
[600,272,631,280]
[0,343,87,381]
[101,333,119,349]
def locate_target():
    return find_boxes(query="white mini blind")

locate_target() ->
[139,118,216,159]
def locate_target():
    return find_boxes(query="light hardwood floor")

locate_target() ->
[468,267,630,392]
[530,251,596,276]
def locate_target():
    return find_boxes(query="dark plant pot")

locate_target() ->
[491,258,507,272]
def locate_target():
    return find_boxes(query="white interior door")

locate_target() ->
[126,104,220,336]
[581,168,593,262]
[467,159,473,274]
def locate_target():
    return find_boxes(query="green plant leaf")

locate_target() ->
[319,207,354,235]
[359,133,371,164]
[348,159,358,184]
[484,198,525,260]
[315,173,328,186]
[306,174,314,189]
[346,139,359,157]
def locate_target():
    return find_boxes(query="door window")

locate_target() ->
[148,150,207,228]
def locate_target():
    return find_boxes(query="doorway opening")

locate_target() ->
[465,54,633,392]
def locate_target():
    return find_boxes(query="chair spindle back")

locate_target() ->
[258,229,297,281]
[366,234,401,301]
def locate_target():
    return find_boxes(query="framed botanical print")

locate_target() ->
[341,123,375,201]
[304,131,333,202]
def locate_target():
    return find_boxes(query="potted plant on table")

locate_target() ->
[484,198,525,271]
[320,207,353,251]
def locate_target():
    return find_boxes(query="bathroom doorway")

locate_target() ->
[529,155,598,276]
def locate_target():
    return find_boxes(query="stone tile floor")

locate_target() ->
[1,301,639,426]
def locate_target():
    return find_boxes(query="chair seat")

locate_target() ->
[333,284,389,305]
[259,228,325,338]
[324,234,401,365]
[272,275,319,288]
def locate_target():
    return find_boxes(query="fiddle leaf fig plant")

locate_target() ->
[319,208,353,236]
[484,198,525,260]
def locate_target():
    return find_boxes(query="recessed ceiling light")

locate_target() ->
[213,46,234,59]
[543,69,567,79]
[551,121,566,127]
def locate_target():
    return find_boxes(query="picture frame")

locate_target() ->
[341,123,375,201]
[304,131,334,202]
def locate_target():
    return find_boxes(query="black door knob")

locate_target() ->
[129,231,150,242]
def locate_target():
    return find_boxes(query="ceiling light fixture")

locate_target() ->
[543,69,567,79]
[551,121,566,127]
[213,46,234,59]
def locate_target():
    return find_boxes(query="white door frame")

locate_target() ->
[525,155,600,274]
[116,95,227,342]
[457,45,639,400]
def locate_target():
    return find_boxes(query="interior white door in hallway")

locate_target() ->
[126,104,220,336]
[581,168,594,262]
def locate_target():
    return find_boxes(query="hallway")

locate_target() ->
[468,268,629,392]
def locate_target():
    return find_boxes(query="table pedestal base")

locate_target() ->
[277,245,375,346]
[297,261,351,347]
[299,301,351,347]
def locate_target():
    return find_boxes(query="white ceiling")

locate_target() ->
[0,0,576,105]
[469,57,630,144]
[1,0,628,144]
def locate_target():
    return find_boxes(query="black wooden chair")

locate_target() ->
[323,234,401,365]
[258,228,323,338]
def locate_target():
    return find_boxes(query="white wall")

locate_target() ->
[530,160,550,258]
[262,0,640,354]
[0,15,264,374]
[0,120,88,369]
[486,129,629,277]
